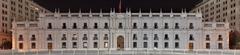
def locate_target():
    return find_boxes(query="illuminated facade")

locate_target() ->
[0,0,50,47]
[12,9,231,51]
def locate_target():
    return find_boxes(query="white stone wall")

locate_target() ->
[12,12,231,51]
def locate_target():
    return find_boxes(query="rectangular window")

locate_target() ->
[94,23,98,29]
[175,42,179,48]
[164,42,169,48]
[83,23,88,29]
[62,42,66,48]
[83,42,87,48]
[218,43,223,49]
[94,42,98,48]
[19,43,23,49]
[154,23,158,29]
[133,42,137,48]
[104,42,108,48]
[154,42,158,48]
[206,43,210,49]
[31,35,36,41]
[143,42,148,48]
[31,43,36,49]
[72,42,77,48]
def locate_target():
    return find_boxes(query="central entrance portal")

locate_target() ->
[117,36,124,50]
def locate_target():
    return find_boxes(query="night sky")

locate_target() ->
[33,0,202,13]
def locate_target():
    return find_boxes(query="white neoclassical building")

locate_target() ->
[12,9,231,51]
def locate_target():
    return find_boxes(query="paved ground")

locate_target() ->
[0,50,239,55]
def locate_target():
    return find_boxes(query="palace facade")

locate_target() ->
[12,9,231,51]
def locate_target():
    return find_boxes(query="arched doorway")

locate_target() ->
[117,36,124,50]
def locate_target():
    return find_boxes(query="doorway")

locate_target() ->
[117,36,124,50]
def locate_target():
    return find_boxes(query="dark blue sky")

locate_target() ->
[33,0,202,13]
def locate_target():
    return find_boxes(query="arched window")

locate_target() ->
[133,34,137,40]
[175,34,179,40]
[206,35,210,41]
[104,34,108,40]
[61,34,67,40]
[18,35,23,41]
[47,34,52,41]
[143,34,148,40]
[31,35,36,41]
[93,34,98,40]
[154,34,158,40]
[189,23,194,29]
[164,34,169,40]
[218,35,223,41]
[189,34,194,41]
[82,34,88,40]
[72,34,78,40]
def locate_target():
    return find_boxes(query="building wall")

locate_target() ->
[12,12,231,51]
[190,0,240,34]
[0,0,50,35]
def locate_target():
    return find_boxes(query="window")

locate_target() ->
[143,42,148,48]
[175,23,179,29]
[31,43,36,49]
[130,42,136,48]
[72,42,77,48]
[83,23,88,29]
[72,34,78,40]
[206,43,210,49]
[47,23,52,29]
[94,23,98,29]
[82,34,88,40]
[143,23,148,29]
[164,42,169,48]
[19,43,23,49]
[61,34,67,40]
[218,43,223,49]
[133,23,137,29]
[206,35,210,41]
[143,34,148,40]
[175,42,179,48]
[19,35,23,41]
[154,23,158,29]
[154,34,158,40]
[83,42,88,48]
[104,23,109,29]
[218,35,223,41]
[62,23,66,29]
[164,34,169,40]
[104,34,108,40]
[189,34,194,41]
[62,42,66,48]
[104,42,108,48]
[93,34,98,40]
[189,23,194,29]
[73,23,77,29]
[94,42,98,48]
[175,34,179,40]
[164,23,169,29]
[154,42,158,48]
[133,34,137,40]
[119,23,123,29]
[47,34,52,41]
[31,35,36,41]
